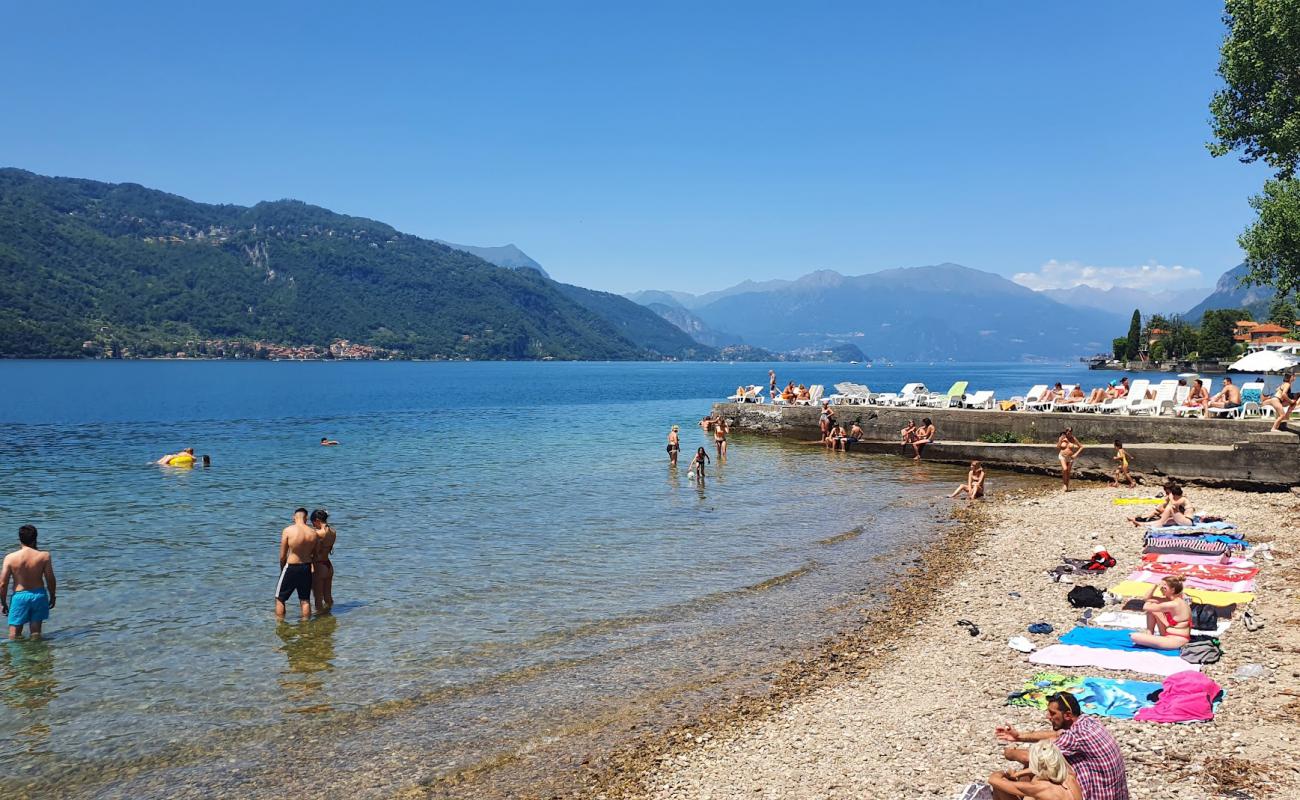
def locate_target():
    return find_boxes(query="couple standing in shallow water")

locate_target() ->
[276,508,336,620]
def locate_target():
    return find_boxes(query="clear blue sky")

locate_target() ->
[0,1,1268,294]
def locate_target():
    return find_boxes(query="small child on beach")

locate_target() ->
[688,447,710,480]
[1111,440,1135,488]
[949,460,986,501]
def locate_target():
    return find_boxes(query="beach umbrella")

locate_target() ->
[1227,349,1300,373]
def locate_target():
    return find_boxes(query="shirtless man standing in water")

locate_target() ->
[276,508,317,620]
[1,525,57,640]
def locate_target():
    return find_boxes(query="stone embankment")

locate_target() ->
[713,403,1300,490]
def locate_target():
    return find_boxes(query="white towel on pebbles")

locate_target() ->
[1093,610,1232,636]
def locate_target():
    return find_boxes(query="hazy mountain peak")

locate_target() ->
[435,241,550,278]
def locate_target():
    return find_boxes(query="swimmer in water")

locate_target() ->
[688,447,711,481]
[320,438,340,446]
[156,447,197,465]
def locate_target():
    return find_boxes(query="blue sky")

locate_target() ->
[0,1,1269,294]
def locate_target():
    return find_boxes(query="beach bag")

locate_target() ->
[1180,638,1223,664]
[1067,585,1105,608]
[1190,603,1219,631]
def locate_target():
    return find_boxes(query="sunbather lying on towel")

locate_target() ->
[1130,576,1192,651]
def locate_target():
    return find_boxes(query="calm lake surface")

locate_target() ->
[0,360,1133,796]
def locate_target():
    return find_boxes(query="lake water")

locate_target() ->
[0,361,1140,797]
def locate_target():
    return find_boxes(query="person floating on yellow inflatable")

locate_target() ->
[156,447,198,467]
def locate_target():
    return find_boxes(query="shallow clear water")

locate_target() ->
[0,361,1104,795]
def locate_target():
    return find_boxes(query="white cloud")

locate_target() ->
[1012,259,1205,292]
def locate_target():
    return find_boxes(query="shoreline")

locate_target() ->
[575,484,1300,800]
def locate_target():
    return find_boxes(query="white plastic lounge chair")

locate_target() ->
[795,384,825,406]
[963,390,995,409]
[727,385,764,403]
[1047,385,1080,412]
[1026,385,1063,412]
[1173,379,1213,417]
[1235,382,1266,418]
[924,381,969,408]
[828,382,874,405]
[1097,379,1151,414]
[879,383,927,406]
[1129,380,1175,416]
[1208,381,1257,419]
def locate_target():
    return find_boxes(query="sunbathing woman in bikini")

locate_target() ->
[1056,428,1083,492]
[1130,575,1192,650]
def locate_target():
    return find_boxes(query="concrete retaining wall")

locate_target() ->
[712,402,1275,446]
[712,402,1300,490]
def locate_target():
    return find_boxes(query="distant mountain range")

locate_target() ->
[629,264,1126,361]
[0,169,710,360]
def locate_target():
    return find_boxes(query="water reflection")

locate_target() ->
[276,615,338,711]
[0,639,59,753]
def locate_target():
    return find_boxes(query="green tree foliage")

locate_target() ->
[1198,309,1241,359]
[1209,1,1300,295]
[1269,294,1297,327]
[0,169,713,360]
[1209,0,1300,177]
[1112,337,1130,361]
[1162,317,1198,359]
[1125,310,1142,360]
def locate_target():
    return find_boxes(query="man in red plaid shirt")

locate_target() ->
[993,691,1130,800]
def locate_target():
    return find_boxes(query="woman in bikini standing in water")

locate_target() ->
[1130,575,1192,650]
[1057,428,1084,491]
[713,416,728,460]
[310,509,336,613]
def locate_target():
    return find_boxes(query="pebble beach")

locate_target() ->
[583,483,1300,800]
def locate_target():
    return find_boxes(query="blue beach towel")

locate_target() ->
[1007,672,1162,719]
[1059,626,1181,657]
[1151,521,1238,533]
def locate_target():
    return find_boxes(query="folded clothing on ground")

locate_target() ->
[1092,610,1232,636]
[1141,553,1254,567]
[1134,672,1225,723]
[1110,580,1255,607]
[1125,570,1254,593]
[1029,644,1200,677]
[1059,626,1181,656]
[1007,671,1162,719]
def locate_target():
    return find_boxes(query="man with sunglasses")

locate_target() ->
[994,691,1129,800]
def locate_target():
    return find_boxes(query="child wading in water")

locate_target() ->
[688,447,711,481]
[1111,440,1135,488]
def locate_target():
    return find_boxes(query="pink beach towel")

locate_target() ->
[1125,570,1254,593]
[1141,553,1253,568]
[1134,672,1222,723]
[1028,644,1200,677]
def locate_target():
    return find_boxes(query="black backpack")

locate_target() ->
[1067,585,1106,608]
[1191,603,1220,631]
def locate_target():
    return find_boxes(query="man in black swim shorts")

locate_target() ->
[276,508,317,620]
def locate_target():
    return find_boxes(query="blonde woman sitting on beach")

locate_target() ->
[1130,575,1191,650]
[988,741,1082,800]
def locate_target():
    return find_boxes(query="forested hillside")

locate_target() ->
[0,169,696,359]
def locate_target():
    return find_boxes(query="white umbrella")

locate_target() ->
[1227,349,1300,373]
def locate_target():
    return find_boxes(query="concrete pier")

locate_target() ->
[712,402,1300,490]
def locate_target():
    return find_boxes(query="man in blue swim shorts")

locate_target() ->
[1,525,57,640]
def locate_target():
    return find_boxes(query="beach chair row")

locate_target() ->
[730,378,1273,418]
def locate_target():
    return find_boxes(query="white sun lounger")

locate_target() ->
[963,390,996,409]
